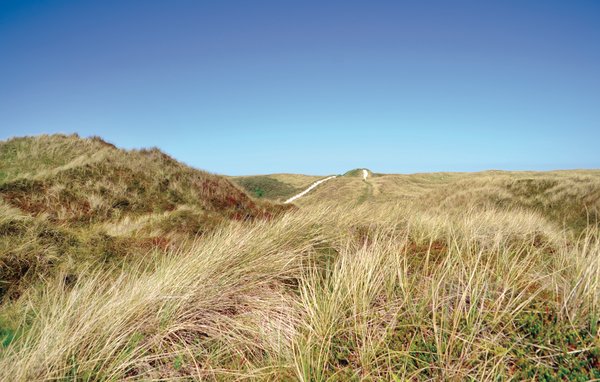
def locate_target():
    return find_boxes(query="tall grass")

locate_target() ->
[1,203,598,380]
[0,134,293,299]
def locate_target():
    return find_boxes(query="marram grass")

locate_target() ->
[1,204,598,381]
[0,135,599,381]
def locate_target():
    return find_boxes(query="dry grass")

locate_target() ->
[0,135,292,299]
[1,202,599,380]
[295,171,600,233]
[0,135,288,225]
[1,135,599,380]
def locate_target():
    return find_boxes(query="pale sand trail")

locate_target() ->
[284,176,337,204]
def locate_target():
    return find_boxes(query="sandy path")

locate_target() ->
[284,176,337,204]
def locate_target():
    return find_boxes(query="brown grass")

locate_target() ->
[0,135,291,299]
[0,202,598,380]
[0,135,599,380]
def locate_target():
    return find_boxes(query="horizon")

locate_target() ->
[1,1,599,175]
[4,132,600,177]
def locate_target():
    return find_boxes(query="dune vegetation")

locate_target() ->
[0,134,289,300]
[230,174,323,202]
[1,135,599,381]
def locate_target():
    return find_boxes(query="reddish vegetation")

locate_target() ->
[404,240,447,256]
[0,136,294,299]
[139,236,172,252]
[0,139,291,226]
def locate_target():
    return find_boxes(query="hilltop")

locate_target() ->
[0,134,288,223]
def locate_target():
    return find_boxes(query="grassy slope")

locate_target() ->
[295,170,600,230]
[1,139,599,380]
[230,173,322,201]
[0,134,289,298]
[0,134,287,223]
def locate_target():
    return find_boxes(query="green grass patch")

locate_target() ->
[232,176,299,201]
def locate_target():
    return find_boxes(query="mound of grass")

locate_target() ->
[0,135,290,300]
[343,168,365,177]
[232,176,300,201]
[0,135,289,225]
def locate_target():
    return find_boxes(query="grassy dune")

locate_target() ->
[294,170,600,232]
[1,135,599,380]
[0,135,290,299]
[230,174,323,202]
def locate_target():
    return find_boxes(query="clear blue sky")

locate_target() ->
[1,1,599,175]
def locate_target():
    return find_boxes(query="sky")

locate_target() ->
[1,0,599,175]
